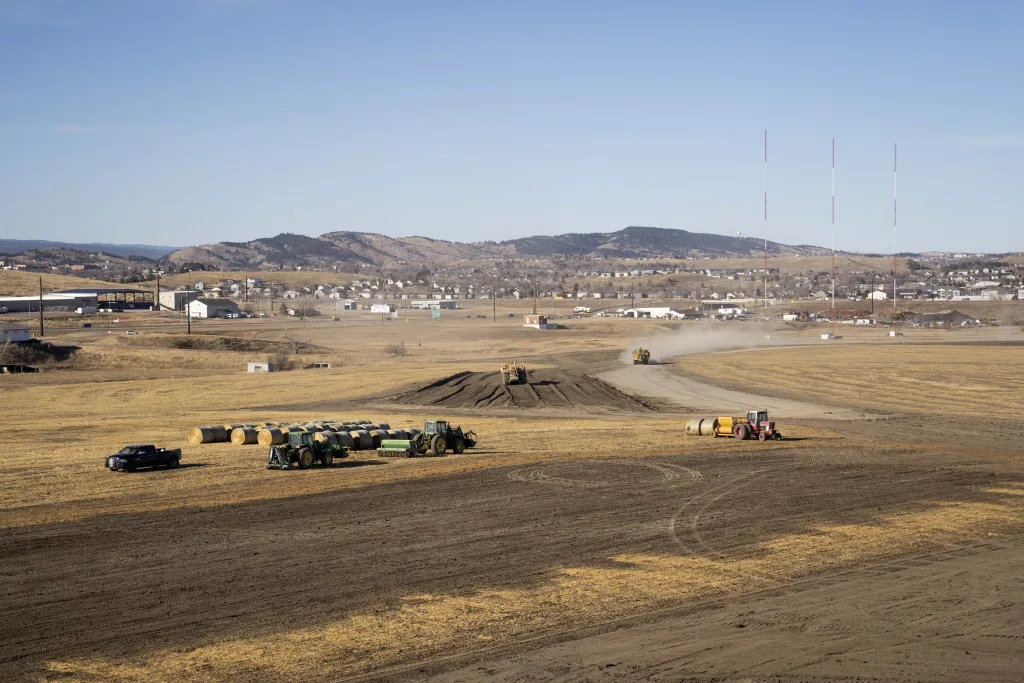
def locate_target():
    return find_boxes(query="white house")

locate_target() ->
[188,298,240,319]
[866,290,888,301]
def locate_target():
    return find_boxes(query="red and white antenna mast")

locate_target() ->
[893,143,897,310]
[764,130,768,317]
[831,138,836,339]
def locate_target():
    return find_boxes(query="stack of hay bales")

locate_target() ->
[189,417,414,451]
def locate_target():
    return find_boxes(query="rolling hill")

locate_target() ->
[162,227,827,269]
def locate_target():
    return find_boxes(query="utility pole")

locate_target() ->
[155,272,161,311]
[38,277,44,337]
[492,285,496,322]
[532,281,538,316]
[244,273,248,303]
[187,275,192,335]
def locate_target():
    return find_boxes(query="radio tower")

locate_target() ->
[831,138,836,339]
[764,130,768,318]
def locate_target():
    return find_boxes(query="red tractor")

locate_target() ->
[733,410,783,441]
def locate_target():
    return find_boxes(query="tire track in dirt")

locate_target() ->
[507,460,701,490]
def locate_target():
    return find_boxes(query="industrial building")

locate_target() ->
[0,293,95,313]
[188,298,240,319]
[410,300,457,310]
[159,290,199,311]
[55,288,154,310]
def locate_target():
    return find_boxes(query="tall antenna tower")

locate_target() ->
[764,130,768,317]
[893,143,897,310]
[831,138,836,339]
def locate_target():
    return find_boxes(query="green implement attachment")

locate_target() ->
[376,439,419,458]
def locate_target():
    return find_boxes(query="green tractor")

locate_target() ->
[419,419,477,455]
[267,432,349,470]
[376,420,478,457]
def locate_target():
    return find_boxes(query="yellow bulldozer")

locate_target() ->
[500,361,528,386]
[632,348,651,365]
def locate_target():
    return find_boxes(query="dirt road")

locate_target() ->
[601,363,867,419]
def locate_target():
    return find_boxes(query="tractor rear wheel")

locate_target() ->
[297,448,315,469]
[431,434,447,456]
[453,437,465,454]
[734,424,750,440]
[321,449,334,466]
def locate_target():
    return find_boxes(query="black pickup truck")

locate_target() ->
[106,445,182,472]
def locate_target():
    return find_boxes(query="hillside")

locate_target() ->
[0,270,121,296]
[0,239,177,260]
[163,227,826,270]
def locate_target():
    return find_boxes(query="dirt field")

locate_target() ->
[1,310,1023,682]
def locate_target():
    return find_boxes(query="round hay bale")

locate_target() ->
[391,429,408,440]
[314,430,334,443]
[385,429,397,438]
[258,428,288,447]
[335,432,355,448]
[698,418,718,437]
[231,427,259,445]
[684,419,701,436]
[376,423,391,430]
[369,429,389,448]
[349,430,373,450]
[188,425,228,444]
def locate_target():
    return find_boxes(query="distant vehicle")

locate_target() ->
[106,445,181,472]
[81,323,92,328]
[506,313,516,318]
[0,307,8,314]
[125,330,137,335]
[258,313,268,318]
[573,306,591,313]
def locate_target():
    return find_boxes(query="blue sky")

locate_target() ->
[1,0,1021,252]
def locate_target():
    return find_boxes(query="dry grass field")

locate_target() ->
[0,270,115,296]
[683,342,1024,417]
[2,309,1024,682]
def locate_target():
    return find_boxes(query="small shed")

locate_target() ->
[523,314,556,330]
[248,362,273,373]
[0,324,31,344]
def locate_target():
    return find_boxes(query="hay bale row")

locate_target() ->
[192,418,405,448]
[188,425,229,444]
[230,427,259,445]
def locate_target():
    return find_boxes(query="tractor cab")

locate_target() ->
[287,432,315,447]
[747,410,769,425]
[424,420,448,436]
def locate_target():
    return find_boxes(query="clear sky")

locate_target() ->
[1,0,1021,252]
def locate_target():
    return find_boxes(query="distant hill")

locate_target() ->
[163,227,827,269]
[0,239,178,260]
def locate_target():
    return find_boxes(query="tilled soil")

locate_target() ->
[3,445,1022,682]
[391,370,654,412]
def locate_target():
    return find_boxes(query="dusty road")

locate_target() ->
[601,363,867,419]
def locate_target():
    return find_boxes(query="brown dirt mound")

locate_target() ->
[392,370,654,412]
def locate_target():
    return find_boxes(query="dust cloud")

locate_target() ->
[620,322,799,364]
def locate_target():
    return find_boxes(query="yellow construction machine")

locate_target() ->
[632,348,651,365]
[500,361,528,386]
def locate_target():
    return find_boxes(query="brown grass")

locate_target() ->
[0,270,119,296]
[681,344,1024,417]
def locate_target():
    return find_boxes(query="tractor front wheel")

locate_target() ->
[431,434,447,456]
[453,437,465,454]
[758,431,767,441]
[321,449,334,466]
[297,448,315,469]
